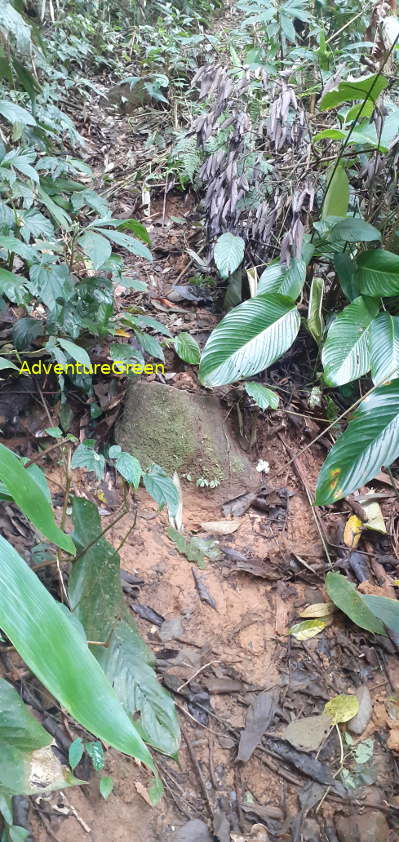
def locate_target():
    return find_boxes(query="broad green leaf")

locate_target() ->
[37,186,71,230]
[57,338,91,367]
[244,381,279,409]
[325,572,385,634]
[363,594,399,633]
[334,253,360,301]
[114,451,141,487]
[319,73,388,111]
[118,218,151,244]
[96,228,152,261]
[68,738,84,770]
[257,257,307,300]
[321,296,379,386]
[20,210,54,242]
[370,313,399,385]
[315,381,399,504]
[324,694,359,724]
[0,535,155,771]
[330,218,381,243]
[214,233,245,279]
[0,357,18,371]
[136,315,171,337]
[0,100,36,126]
[143,464,179,517]
[0,444,74,554]
[174,332,200,365]
[199,293,300,387]
[78,231,111,270]
[29,262,72,310]
[307,276,324,346]
[356,248,399,296]
[136,331,164,362]
[0,236,35,262]
[322,165,349,219]
[313,128,347,142]
[167,526,221,568]
[71,441,105,481]
[70,498,180,756]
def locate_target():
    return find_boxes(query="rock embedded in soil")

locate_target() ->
[334,811,389,842]
[107,79,154,111]
[348,685,373,735]
[170,819,213,842]
[116,381,261,504]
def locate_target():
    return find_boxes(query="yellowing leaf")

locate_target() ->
[361,499,387,534]
[115,329,131,337]
[299,602,335,619]
[289,617,333,640]
[343,514,363,549]
[324,694,359,724]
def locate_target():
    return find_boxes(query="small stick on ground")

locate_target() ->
[181,724,214,820]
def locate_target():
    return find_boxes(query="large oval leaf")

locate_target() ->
[0,444,75,554]
[199,293,300,387]
[0,535,155,772]
[214,233,245,279]
[322,164,349,219]
[363,594,399,633]
[370,312,399,385]
[356,248,399,296]
[329,218,380,243]
[321,296,379,386]
[315,381,399,504]
[257,257,306,300]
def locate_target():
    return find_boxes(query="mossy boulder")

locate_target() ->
[116,382,260,504]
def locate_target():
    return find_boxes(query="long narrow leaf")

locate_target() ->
[0,535,155,772]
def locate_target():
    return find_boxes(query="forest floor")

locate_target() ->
[2,6,399,842]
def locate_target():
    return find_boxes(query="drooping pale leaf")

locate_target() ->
[370,313,399,385]
[95,228,152,261]
[289,617,333,640]
[325,571,385,634]
[0,357,18,371]
[315,381,399,504]
[329,218,381,243]
[324,694,359,725]
[0,444,74,554]
[143,464,179,517]
[199,293,300,387]
[214,233,245,279]
[307,276,324,346]
[321,296,379,386]
[257,257,307,300]
[244,381,279,409]
[363,594,399,633]
[0,100,36,126]
[361,499,386,533]
[322,165,349,219]
[174,332,201,365]
[70,498,180,756]
[299,602,335,618]
[57,338,91,367]
[71,441,105,481]
[356,248,399,296]
[0,535,155,771]
[319,73,388,111]
[114,451,141,487]
[78,231,112,270]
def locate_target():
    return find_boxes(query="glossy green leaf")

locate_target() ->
[71,440,105,481]
[370,313,399,385]
[95,228,152,261]
[68,738,84,770]
[307,276,324,346]
[70,498,180,756]
[99,776,114,799]
[174,332,200,365]
[325,572,385,634]
[199,293,300,387]
[315,382,399,504]
[0,444,74,554]
[322,165,349,219]
[0,100,36,126]
[321,296,379,386]
[57,338,91,367]
[257,257,307,300]
[118,218,151,244]
[0,535,155,771]
[143,464,179,516]
[334,253,360,301]
[114,451,141,487]
[363,594,399,633]
[78,231,112,270]
[356,248,399,296]
[244,381,279,409]
[214,232,245,279]
[319,73,388,111]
